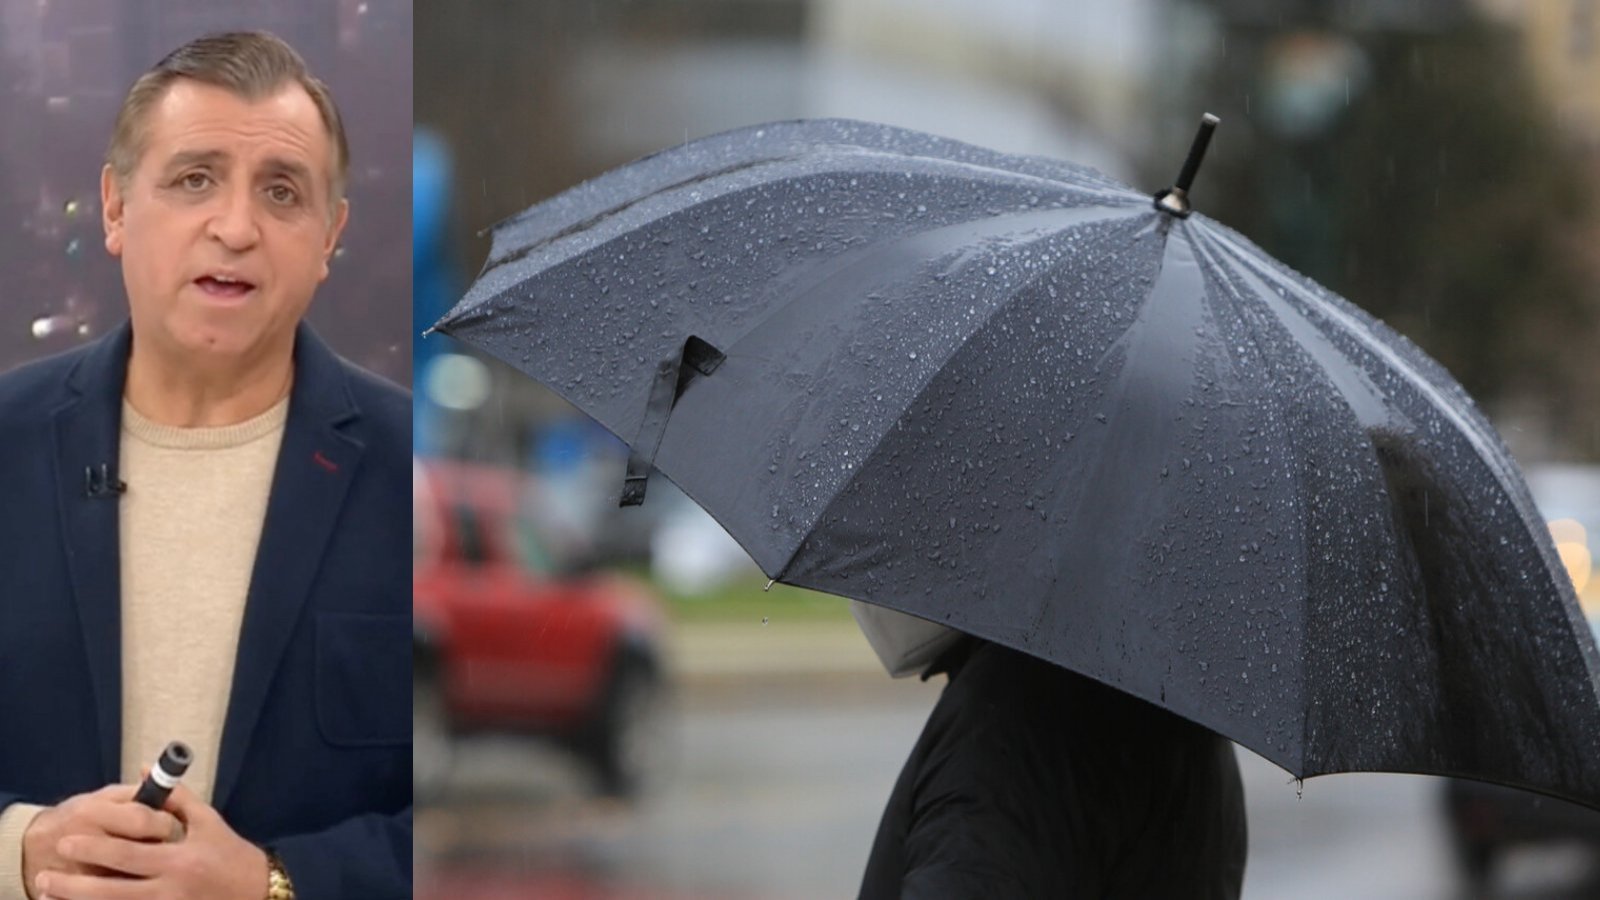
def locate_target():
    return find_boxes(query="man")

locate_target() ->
[0,32,409,899]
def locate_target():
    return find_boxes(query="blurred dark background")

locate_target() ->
[0,0,412,383]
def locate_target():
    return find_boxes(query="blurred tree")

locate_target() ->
[1190,9,1599,459]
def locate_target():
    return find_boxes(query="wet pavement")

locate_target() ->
[416,673,928,900]
[416,667,1600,899]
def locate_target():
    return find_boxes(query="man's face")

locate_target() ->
[101,79,348,369]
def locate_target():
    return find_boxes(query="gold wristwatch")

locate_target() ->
[265,850,296,900]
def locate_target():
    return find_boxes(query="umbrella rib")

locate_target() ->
[488,121,1143,242]
[482,149,1144,277]
[483,155,808,271]
[1186,226,1321,776]
[822,144,1145,204]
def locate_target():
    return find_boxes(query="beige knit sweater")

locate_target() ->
[0,396,287,898]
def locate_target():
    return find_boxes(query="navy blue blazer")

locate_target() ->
[0,322,411,898]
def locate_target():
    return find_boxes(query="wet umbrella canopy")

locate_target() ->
[434,118,1600,809]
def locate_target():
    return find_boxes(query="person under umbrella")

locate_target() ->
[853,602,1246,898]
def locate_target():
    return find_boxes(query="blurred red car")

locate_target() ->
[412,458,669,798]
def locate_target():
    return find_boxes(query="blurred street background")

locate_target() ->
[0,0,412,383]
[413,0,1600,896]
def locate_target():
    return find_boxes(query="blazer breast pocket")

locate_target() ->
[315,611,411,747]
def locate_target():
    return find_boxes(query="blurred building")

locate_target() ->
[810,0,1167,166]
[1477,0,1600,152]
[1472,0,1600,459]
[568,0,1143,176]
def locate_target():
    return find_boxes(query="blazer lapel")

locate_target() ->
[50,324,134,786]
[212,325,364,810]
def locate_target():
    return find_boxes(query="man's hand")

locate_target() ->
[34,784,268,900]
[21,783,179,898]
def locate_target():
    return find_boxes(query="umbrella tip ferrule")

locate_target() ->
[1155,187,1191,218]
[421,326,438,338]
[1154,112,1220,219]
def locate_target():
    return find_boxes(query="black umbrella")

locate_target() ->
[433,118,1600,809]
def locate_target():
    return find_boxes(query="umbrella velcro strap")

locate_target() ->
[621,335,725,507]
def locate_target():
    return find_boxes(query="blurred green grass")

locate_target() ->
[648,573,855,624]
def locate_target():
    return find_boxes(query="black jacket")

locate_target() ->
[860,639,1247,899]
[0,322,412,898]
